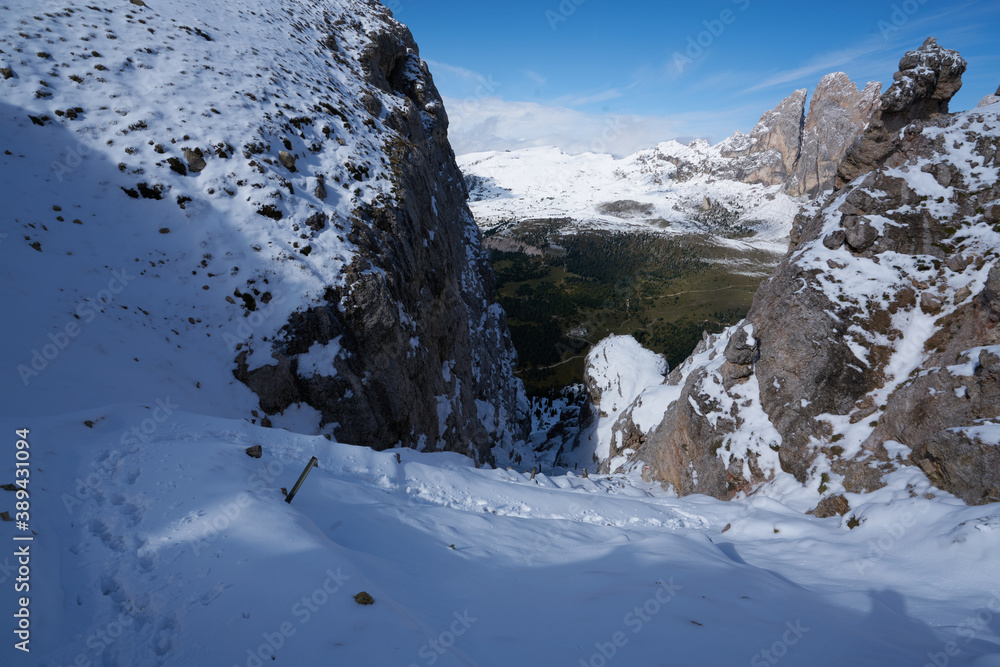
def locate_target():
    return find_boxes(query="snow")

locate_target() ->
[0,0,418,424]
[949,346,1000,377]
[296,337,342,378]
[458,143,800,255]
[950,421,1000,445]
[2,2,999,664]
[4,408,1000,665]
[574,336,667,469]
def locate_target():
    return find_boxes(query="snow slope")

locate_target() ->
[3,409,1000,665]
[0,0,406,427]
[459,143,802,253]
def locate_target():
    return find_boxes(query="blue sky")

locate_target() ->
[390,0,1000,156]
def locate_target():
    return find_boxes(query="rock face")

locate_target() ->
[719,90,805,186]
[620,38,1000,505]
[236,9,528,464]
[721,75,881,196]
[0,0,527,466]
[838,37,966,187]
[979,94,1000,108]
[793,74,882,197]
[721,89,807,186]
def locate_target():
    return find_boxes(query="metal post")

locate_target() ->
[285,456,319,504]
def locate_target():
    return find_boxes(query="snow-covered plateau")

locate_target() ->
[460,143,801,255]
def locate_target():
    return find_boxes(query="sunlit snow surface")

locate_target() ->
[459,143,801,254]
[0,0,400,419]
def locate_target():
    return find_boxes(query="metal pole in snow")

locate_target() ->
[285,456,319,504]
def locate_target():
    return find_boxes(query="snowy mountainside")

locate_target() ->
[0,0,527,460]
[459,143,800,254]
[0,18,998,666]
[458,69,883,252]
[603,39,1000,509]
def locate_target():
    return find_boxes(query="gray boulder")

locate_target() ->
[278,150,296,171]
[183,147,206,172]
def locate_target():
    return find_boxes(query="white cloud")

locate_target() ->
[565,88,626,107]
[442,96,678,157]
[523,70,548,87]
[423,59,483,84]
[441,96,766,156]
[740,43,883,94]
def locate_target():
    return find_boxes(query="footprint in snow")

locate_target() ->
[138,549,158,573]
[200,583,227,606]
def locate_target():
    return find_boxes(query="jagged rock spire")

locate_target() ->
[838,37,967,187]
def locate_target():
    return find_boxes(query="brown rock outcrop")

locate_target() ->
[790,73,882,196]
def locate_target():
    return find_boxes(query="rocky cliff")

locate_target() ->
[0,0,527,464]
[231,5,529,463]
[720,74,882,196]
[611,38,1000,507]
[719,88,807,187]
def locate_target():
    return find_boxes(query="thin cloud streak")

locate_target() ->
[740,43,884,94]
[443,96,677,157]
[441,96,766,156]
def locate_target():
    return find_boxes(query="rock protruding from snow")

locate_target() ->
[627,39,1000,505]
[235,12,530,464]
[888,37,967,116]
[838,37,967,187]
[720,89,807,186]
[978,94,1000,108]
